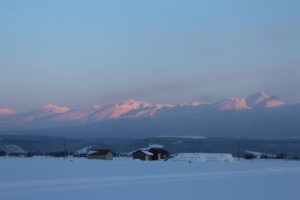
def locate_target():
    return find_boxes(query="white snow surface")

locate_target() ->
[172,153,235,162]
[1,157,300,200]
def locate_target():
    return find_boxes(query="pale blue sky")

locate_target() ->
[0,0,300,111]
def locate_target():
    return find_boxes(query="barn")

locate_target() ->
[87,149,113,160]
[132,145,169,161]
[148,148,169,160]
[132,150,153,160]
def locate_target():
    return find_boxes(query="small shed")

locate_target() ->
[148,148,169,160]
[244,151,277,160]
[132,150,153,160]
[87,149,113,160]
[0,149,7,156]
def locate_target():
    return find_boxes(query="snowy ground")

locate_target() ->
[1,157,300,200]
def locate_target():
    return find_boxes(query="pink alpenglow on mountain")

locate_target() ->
[246,92,287,109]
[265,100,286,108]
[41,104,70,113]
[213,92,287,111]
[91,100,173,120]
[46,100,174,123]
[0,92,290,128]
[0,108,16,115]
[92,99,152,119]
[214,98,250,111]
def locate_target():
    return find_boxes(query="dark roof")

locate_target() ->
[148,148,169,154]
[133,150,153,156]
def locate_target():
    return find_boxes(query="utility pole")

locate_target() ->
[237,141,240,162]
[63,140,66,160]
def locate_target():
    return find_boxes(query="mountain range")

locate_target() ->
[0,92,299,139]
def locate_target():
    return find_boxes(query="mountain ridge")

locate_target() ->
[1,92,298,140]
[0,92,289,129]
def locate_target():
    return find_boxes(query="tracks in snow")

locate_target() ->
[1,166,299,196]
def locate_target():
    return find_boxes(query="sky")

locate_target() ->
[0,0,300,111]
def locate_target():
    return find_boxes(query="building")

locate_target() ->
[132,150,153,160]
[0,149,7,156]
[87,149,113,160]
[148,148,169,160]
[132,146,169,161]
[244,151,277,160]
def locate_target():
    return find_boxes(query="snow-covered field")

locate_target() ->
[1,157,300,200]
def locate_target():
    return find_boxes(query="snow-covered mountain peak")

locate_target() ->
[246,92,271,106]
[0,92,290,129]
[265,99,286,108]
[213,98,250,111]
[41,104,70,113]
[246,92,286,109]
[115,99,152,109]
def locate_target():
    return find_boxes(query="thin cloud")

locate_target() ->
[97,80,205,104]
[96,65,300,104]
